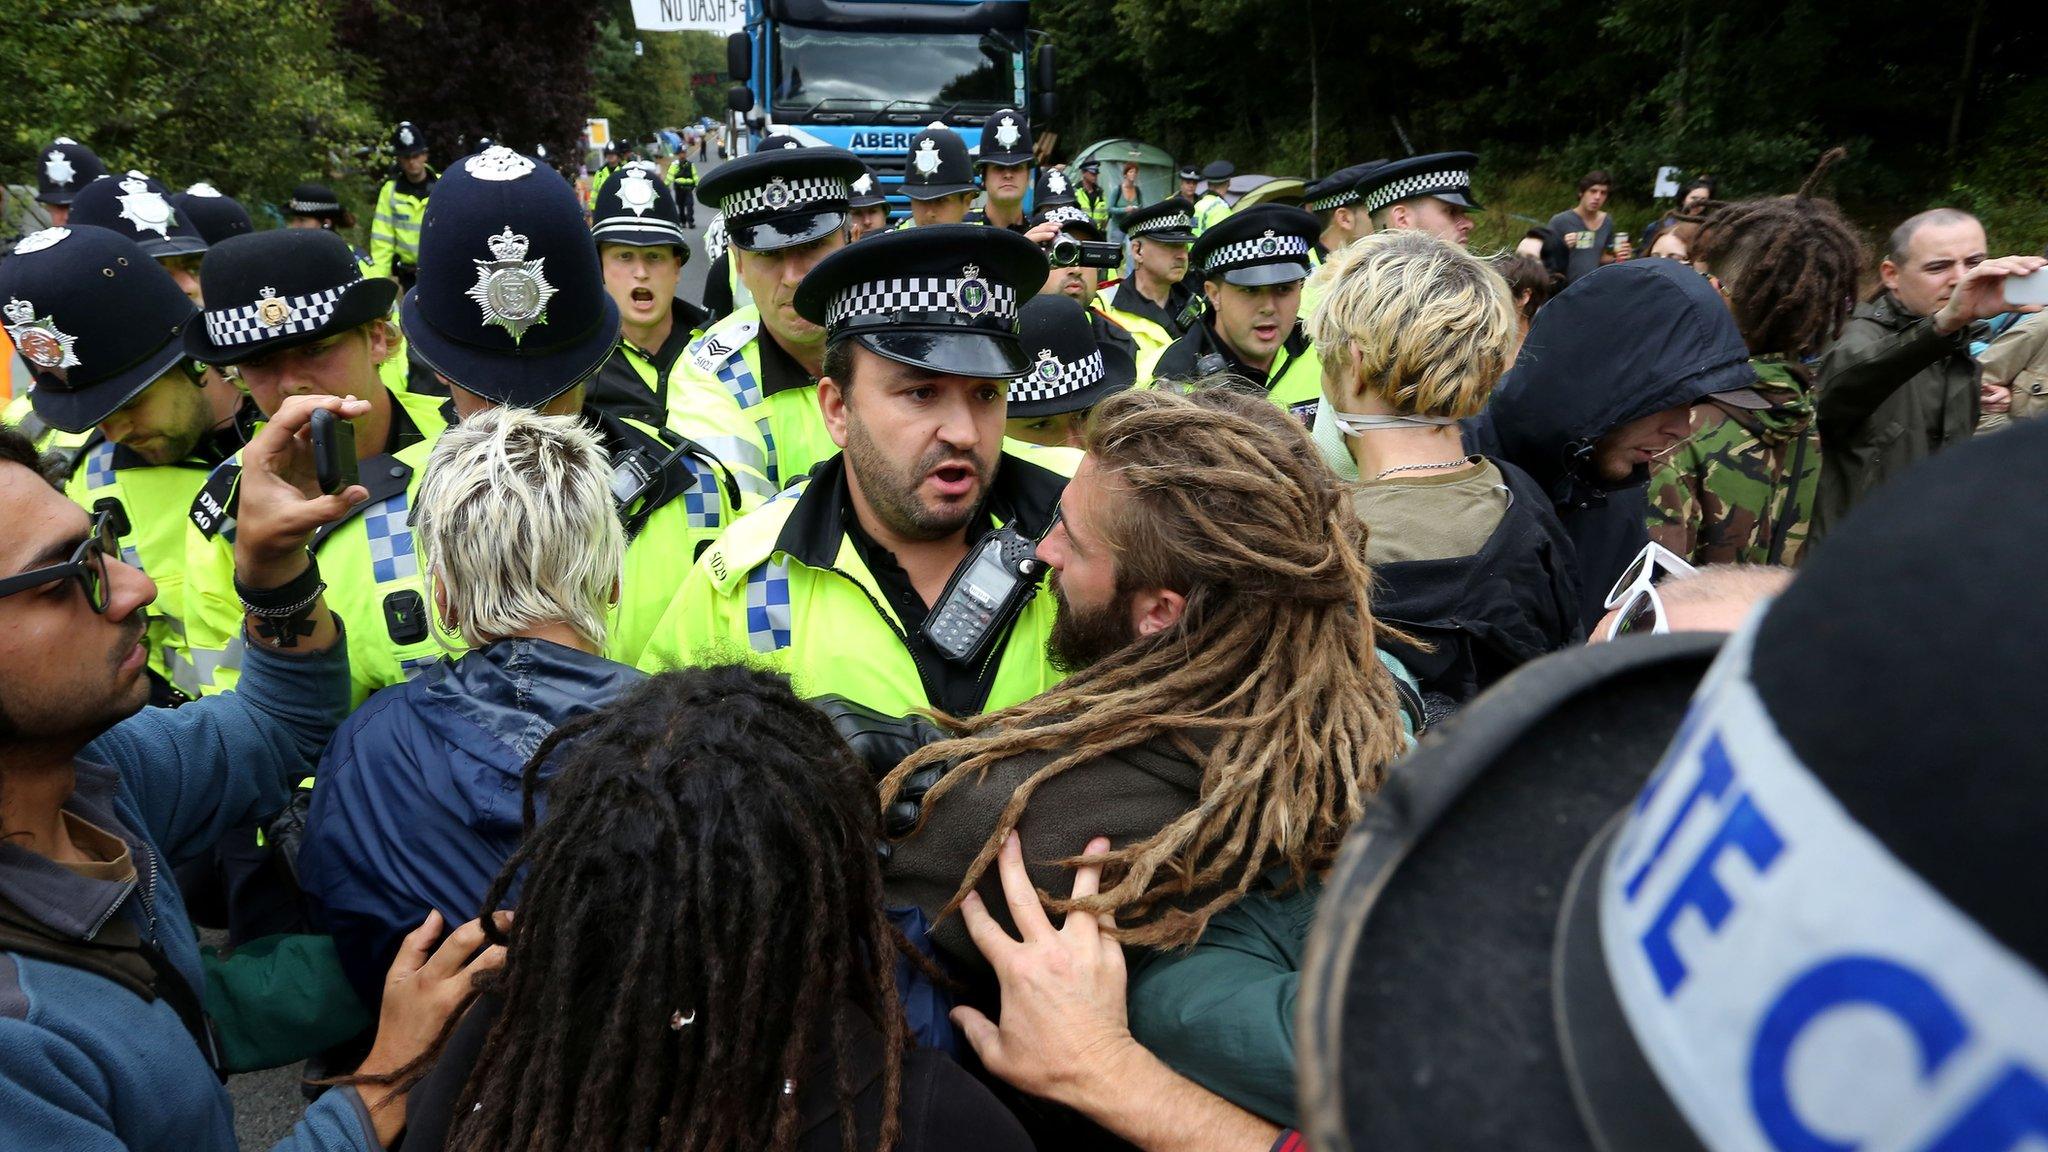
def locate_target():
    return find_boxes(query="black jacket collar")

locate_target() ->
[775,450,1068,572]
[758,329,818,399]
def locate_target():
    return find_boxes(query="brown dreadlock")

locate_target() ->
[1693,148,1866,358]
[444,666,911,1152]
[879,386,1412,950]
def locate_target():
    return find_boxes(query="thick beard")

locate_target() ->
[1047,575,1139,674]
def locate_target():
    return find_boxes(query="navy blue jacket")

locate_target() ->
[1465,259,1756,628]
[299,639,643,1007]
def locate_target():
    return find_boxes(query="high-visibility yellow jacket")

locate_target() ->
[367,170,436,280]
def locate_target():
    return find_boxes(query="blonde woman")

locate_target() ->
[298,408,642,1009]
[1308,229,1582,707]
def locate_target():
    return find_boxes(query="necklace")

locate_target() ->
[1373,456,1476,481]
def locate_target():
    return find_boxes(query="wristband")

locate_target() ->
[235,553,323,617]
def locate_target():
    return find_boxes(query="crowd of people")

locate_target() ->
[2,108,2047,1152]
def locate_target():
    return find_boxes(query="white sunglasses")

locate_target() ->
[1603,541,1698,641]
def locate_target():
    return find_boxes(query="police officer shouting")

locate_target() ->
[401,146,758,666]
[1153,205,1325,420]
[585,162,723,431]
[639,224,1074,719]
[0,226,257,703]
[1358,151,1482,247]
[370,121,436,288]
[976,109,1034,231]
[179,229,452,704]
[681,144,870,491]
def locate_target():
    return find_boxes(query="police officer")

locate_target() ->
[682,143,869,491]
[587,142,624,212]
[976,108,1034,231]
[1175,164,1201,204]
[285,183,369,268]
[1005,293,1138,449]
[698,134,806,323]
[900,122,978,227]
[1357,151,1481,247]
[847,163,890,241]
[370,121,436,288]
[1073,158,1111,236]
[587,161,747,453]
[1303,160,1386,255]
[668,150,699,228]
[1153,204,1325,420]
[1192,159,1235,236]
[1027,176,1145,382]
[179,228,452,703]
[68,169,210,304]
[401,145,758,666]
[1098,197,1200,368]
[639,224,1074,719]
[170,183,255,246]
[31,137,107,228]
[0,226,257,702]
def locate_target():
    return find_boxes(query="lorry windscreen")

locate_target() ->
[772,27,1015,114]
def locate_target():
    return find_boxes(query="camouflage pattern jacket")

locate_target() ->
[1648,357,1819,566]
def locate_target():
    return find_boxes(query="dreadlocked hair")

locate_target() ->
[446,665,910,1152]
[1693,148,1865,358]
[879,385,1411,950]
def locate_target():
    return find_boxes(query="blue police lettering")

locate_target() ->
[1748,955,2048,1152]
[1626,734,1737,902]
[1640,788,1785,996]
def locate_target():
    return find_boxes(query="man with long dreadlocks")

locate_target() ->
[1648,153,1867,566]
[879,385,1420,1129]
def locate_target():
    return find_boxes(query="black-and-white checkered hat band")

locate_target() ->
[592,216,686,243]
[288,198,342,214]
[1011,349,1104,404]
[1204,232,1314,274]
[719,176,849,219]
[1304,190,1362,212]
[1128,212,1194,237]
[203,283,353,348]
[1363,169,1471,214]
[827,274,1019,327]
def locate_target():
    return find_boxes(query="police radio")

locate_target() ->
[921,519,1053,665]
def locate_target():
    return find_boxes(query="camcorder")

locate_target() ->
[1048,236,1123,270]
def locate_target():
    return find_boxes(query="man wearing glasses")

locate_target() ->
[0,395,497,1152]
[0,226,257,703]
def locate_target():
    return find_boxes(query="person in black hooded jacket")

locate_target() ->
[1462,258,1760,629]
[1306,230,1583,716]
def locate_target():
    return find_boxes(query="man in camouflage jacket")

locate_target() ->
[1647,357,1820,566]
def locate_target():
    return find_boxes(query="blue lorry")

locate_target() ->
[722,0,1054,213]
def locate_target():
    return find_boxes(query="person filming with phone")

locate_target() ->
[1811,208,2046,540]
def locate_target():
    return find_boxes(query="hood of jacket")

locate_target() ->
[415,638,644,827]
[1466,259,1756,502]
[1718,356,1815,444]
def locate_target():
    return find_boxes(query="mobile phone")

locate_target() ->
[310,409,359,495]
[2005,269,2048,308]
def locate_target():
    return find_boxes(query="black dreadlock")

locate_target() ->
[446,665,910,1152]
[1693,148,1866,359]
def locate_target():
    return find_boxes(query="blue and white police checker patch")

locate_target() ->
[744,559,793,652]
[363,490,419,583]
[1128,211,1194,238]
[1601,619,2048,1152]
[84,441,118,490]
[1204,230,1313,275]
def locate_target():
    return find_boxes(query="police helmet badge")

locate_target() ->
[186,182,224,198]
[4,297,82,378]
[399,124,416,148]
[995,116,1022,151]
[44,150,74,188]
[617,168,658,215]
[464,145,536,183]
[913,138,942,180]
[115,173,174,238]
[466,226,557,345]
[852,173,873,196]
[1047,169,1069,196]
[256,287,291,329]
[1033,347,1059,384]
[955,263,990,316]
[764,176,792,210]
[1256,230,1278,257]
[15,227,68,256]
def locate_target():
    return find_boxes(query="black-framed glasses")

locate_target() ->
[0,509,116,613]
